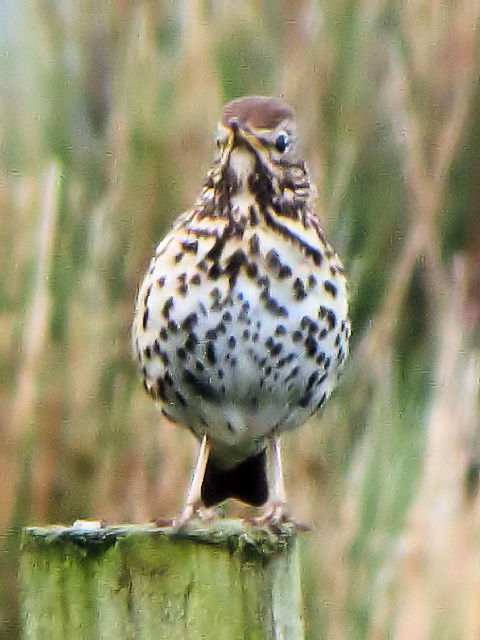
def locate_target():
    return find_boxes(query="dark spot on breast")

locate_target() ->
[293,278,307,300]
[319,306,337,330]
[196,360,205,372]
[228,336,236,349]
[225,249,247,288]
[248,233,260,256]
[185,333,198,352]
[285,366,300,382]
[159,327,168,341]
[308,275,317,288]
[275,324,287,336]
[210,287,220,300]
[277,353,296,368]
[278,265,292,279]
[162,297,174,320]
[326,310,337,330]
[264,294,287,316]
[306,247,322,266]
[324,280,337,297]
[190,273,201,285]
[306,371,319,391]
[301,316,315,330]
[271,343,283,357]
[223,311,232,322]
[168,320,179,333]
[198,259,209,272]
[183,369,218,401]
[164,371,174,386]
[208,263,222,279]
[144,346,151,359]
[182,312,198,332]
[177,347,187,360]
[249,205,259,226]
[305,335,317,357]
[205,328,218,340]
[157,276,166,288]
[298,390,313,408]
[142,308,149,330]
[206,341,216,364]
[257,275,270,288]
[174,252,184,263]
[266,249,281,270]
[181,239,198,254]
[292,330,302,342]
[246,261,259,278]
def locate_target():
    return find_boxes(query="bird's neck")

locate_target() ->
[200,152,312,225]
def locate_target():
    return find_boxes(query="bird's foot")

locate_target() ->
[248,501,310,532]
[152,517,174,528]
[172,503,220,530]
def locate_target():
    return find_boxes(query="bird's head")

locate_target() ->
[210,96,311,214]
[217,96,300,165]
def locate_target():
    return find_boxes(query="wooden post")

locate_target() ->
[20,520,304,639]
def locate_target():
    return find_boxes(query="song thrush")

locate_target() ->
[132,96,350,527]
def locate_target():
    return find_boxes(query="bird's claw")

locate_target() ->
[247,501,310,532]
[172,504,220,530]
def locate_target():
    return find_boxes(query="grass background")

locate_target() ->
[1,1,480,638]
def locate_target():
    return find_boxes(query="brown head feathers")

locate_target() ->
[221,96,294,130]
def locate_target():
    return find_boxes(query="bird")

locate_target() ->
[132,96,350,527]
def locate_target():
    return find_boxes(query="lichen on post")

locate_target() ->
[20,520,305,639]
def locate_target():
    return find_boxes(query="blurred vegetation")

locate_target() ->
[1,1,479,638]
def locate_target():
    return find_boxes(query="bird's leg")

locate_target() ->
[250,436,309,530]
[254,436,288,524]
[174,435,217,528]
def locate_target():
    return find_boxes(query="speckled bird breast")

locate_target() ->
[133,196,350,464]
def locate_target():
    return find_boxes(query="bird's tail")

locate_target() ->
[201,449,268,507]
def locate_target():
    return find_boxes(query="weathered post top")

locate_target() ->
[20,520,305,639]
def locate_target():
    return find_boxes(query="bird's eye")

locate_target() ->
[274,132,289,153]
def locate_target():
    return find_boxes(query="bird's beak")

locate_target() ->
[226,118,257,152]
[226,117,243,147]
[217,119,255,165]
